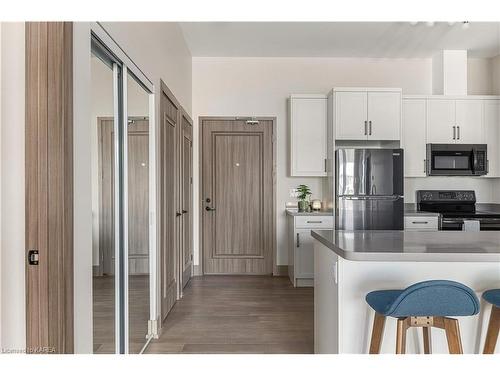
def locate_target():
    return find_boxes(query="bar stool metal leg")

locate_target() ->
[483,305,500,354]
[369,313,386,354]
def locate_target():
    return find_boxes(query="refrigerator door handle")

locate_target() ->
[340,195,403,201]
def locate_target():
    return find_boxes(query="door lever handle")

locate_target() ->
[176,212,182,217]
[182,210,188,214]
[205,206,216,212]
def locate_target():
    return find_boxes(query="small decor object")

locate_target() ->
[311,199,322,211]
[297,184,312,212]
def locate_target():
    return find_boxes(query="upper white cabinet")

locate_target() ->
[427,99,484,144]
[289,95,327,176]
[427,99,456,143]
[335,88,401,141]
[367,92,402,140]
[402,99,427,177]
[484,100,500,177]
[455,100,484,144]
[335,92,367,140]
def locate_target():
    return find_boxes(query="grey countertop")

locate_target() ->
[311,229,500,262]
[285,209,333,217]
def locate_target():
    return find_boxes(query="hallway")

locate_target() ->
[145,276,314,354]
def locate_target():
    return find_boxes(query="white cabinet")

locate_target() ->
[427,99,484,144]
[484,100,500,177]
[455,100,484,144]
[335,91,367,140]
[404,215,439,231]
[288,214,334,287]
[427,99,456,143]
[402,99,427,177]
[335,88,401,141]
[289,95,327,176]
[367,92,401,140]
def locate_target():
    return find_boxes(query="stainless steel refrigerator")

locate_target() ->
[335,148,404,230]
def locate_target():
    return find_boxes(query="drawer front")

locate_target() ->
[404,216,439,230]
[295,216,334,229]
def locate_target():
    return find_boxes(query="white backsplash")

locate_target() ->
[405,177,500,203]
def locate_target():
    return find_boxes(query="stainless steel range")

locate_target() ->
[416,190,500,231]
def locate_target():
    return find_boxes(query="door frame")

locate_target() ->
[198,116,277,276]
[25,22,74,353]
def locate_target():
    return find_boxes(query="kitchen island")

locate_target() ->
[312,230,500,354]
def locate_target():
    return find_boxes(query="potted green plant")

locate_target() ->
[297,184,312,212]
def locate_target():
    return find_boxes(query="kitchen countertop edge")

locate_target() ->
[285,209,333,217]
[311,230,500,263]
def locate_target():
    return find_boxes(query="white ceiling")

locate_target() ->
[179,22,500,58]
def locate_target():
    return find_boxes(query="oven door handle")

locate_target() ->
[441,219,465,225]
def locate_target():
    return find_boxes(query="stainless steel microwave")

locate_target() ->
[426,144,488,176]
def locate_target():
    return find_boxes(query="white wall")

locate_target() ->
[99,22,192,114]
[468,57,493,95]
[492,55,500,95]
[0,22,26,351]
[192,57,435,267]
[74,22,192,353]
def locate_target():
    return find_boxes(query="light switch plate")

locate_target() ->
[289,188,299,198]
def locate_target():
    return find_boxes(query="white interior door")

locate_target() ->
[402,99,427,177]
[367,92,401,140]
[335,91,367,140]
[427,99,455,143]
[455,99,484,144]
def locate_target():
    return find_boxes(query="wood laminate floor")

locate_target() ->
[93,274,150,354]
[145,275,314,354]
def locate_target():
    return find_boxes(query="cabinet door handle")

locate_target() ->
[306,220,322,224]
[364,120,367,135]
[453,126,456,140]
[457,125,460,140]
[324,158,327,173]
[369,120,372,135]
[412,221,429,224]
[424,159,426,174]
[296,233,300,248]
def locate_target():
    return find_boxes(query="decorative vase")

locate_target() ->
[298,200,309,212]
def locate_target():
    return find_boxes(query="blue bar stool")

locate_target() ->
[482,289,500,354]
[366,280,480,354]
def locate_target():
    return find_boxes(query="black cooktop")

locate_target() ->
[416,190,500,219]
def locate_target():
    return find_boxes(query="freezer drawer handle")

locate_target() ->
[411,221,429,224]
[306,220,323,224]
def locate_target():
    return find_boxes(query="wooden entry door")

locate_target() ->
[201,118,275,275]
